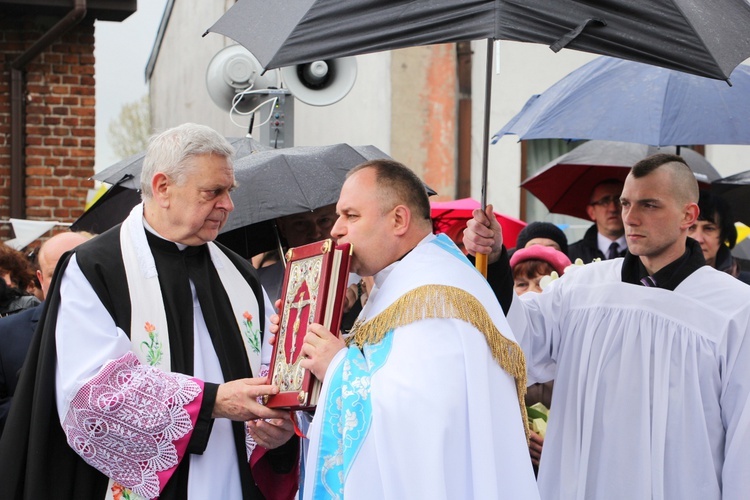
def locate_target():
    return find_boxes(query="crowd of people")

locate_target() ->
[0,123,748,500]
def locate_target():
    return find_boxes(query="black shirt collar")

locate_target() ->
[621,237,706,291]
[145,229,206,257]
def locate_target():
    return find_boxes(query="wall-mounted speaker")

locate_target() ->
[280,57,357,106]
[206,44,281,113]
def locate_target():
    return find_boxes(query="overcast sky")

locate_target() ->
[94,0,168,172]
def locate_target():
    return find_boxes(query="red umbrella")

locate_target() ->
[521,140,718,220]
[431,198,526,249]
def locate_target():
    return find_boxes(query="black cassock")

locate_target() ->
[0,225,297,500]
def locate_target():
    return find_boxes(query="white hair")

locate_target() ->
[140,123,235,199]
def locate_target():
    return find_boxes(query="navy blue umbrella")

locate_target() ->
[494,57,750,147]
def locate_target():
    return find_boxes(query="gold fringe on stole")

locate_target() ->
[348,284,530,442]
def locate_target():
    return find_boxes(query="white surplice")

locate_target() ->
[303,234,539,500]
[54,222,276,500]
[507,259,750,499]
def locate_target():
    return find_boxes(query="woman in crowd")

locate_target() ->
[0,243,40,317]
[688,191,750,284]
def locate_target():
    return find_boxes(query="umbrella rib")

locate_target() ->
[659,71,674,147]
[284,156,314,210]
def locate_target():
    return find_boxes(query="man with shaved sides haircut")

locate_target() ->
[463,153,750,499]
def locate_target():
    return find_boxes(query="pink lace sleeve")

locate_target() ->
[62,352,203,499]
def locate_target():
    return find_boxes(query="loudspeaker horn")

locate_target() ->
[206,44,281,113]
[280,57,357,106]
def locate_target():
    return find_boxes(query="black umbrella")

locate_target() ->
[70,179,142,234]
[207,0,750,81]
[93,135,270,189]
[206,0,750,273]
[712,170,750,227]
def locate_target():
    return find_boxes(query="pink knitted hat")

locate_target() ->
[510,245,572,276]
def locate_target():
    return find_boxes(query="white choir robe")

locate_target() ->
[507,259,750,500]
[303,234,539,500]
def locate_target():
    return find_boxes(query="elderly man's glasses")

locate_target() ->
[589,195,621,208]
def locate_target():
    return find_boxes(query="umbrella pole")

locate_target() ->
[272,222,288,269]
[247,112,255,138]
[475,38,494,277]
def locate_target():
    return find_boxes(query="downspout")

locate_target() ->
[456,41,472,199]
[9,0,87,219]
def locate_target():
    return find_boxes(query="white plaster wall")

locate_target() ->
[706,144,750,177]
[293,52,391,153]
[469,41,597,218]
[149,1,235,134]
[149,2,391,151]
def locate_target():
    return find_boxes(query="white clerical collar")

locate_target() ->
[597,232,626,256]
[142,216,188,251]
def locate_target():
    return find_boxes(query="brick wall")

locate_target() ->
[0,16,96,240]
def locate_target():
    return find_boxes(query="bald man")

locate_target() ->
[464,154,750,500]
[0,231,90,435]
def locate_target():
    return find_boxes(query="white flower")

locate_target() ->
[539,271,559,290]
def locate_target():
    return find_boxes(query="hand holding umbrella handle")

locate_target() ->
[464,205,504,277]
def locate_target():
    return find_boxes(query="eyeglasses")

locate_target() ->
[589,195,621,208]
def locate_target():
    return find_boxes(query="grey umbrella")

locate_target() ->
[81,142,404,257]
[218,143,439,258]
[93,135,270,189]
[70,181,142,234]
[227,143,391,230]
[217,143,393,257]
[206,0,750,81]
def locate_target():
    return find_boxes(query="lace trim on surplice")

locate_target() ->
[62,352,201,499]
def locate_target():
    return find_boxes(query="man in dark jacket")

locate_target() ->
[0,231,90,435]
[568,179,626,263]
